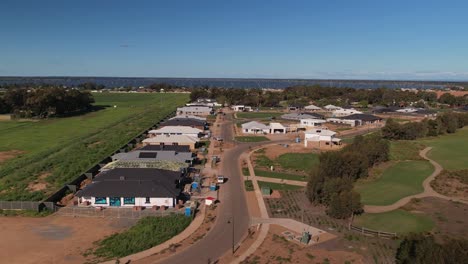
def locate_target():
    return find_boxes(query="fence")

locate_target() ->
[0,110,181,212]
[349,225,397,239]
[0,201,56,212]
[56,206,185,219]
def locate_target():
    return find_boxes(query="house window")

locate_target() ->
[123,197,135,205]
[145,197,151,204]
[95,197,107,204]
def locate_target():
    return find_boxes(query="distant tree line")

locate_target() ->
[189,85,468,108]
[396,234,468,264]
[307,134,390,219]
[0,87,94,118]
[382,112,468,140]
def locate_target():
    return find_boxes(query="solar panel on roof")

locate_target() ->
[139,152,157,158]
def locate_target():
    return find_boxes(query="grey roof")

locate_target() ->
[111,150,194,163]
[161,118,207,127]
[76,168,181,198]
[139,145,191,152]
[340,114,382,121]
[281,112,324,120]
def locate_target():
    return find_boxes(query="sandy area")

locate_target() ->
[0,215,135,264]
[0,150,25,163]
[242,224,364,264]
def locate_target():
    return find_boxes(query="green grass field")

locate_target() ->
[0,92,188,200]
[258,181,303,191]
[235,136,270,142]
[254,169,308,182]
[276,152,319,172]
[389,141,424,161]
[419,127,468,170]
[355,161,433,206]
[354,210,434,234]
[236,112,283,119]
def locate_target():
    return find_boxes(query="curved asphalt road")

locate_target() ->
[161,113,260,264]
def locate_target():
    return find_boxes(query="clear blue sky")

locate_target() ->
[1,0,467,80]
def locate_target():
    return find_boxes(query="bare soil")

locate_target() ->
[27,172,51,192]
[0,215,135,264]
[245,191,262,218]
[402,196,468,240]
[0,150,25,163]
[430,171,468,201]
[242,224,364,264]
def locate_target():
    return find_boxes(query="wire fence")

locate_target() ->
[0,201,56,212]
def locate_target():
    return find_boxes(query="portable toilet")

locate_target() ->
[209,183,217,191]
[184,207,191,217]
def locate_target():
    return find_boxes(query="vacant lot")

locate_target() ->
[277,152,319,172]
[0,93,188,200]
[419,127,468,170]
[0,215,135,264]
[236,111,283,119]
[255,169,308,181]
[355,161,433,206]
[354,209,434,234]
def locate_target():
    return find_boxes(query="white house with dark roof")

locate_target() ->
[300,118,327,128]
[76,168,186,208]
[332,108,363,117]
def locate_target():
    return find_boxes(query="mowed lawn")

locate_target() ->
[277,152,319,172]
[355,160,433,206]
[354,210,434,234]
[235,136,270,142]
[0,93,188,200]
[419,127,468,170]
[254,169,308,182]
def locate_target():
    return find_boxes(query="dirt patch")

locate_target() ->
[430,170,468,201]
[402,196,468,240]
[242,224,364,264]
[245,191,261,218]
[0,215,134,264]
[0,150,25,163]
[27,172,51,192]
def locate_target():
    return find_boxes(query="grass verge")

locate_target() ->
[235,136,270,142]
[354,209,434,234]
[255,169,308,182]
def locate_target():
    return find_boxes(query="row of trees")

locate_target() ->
[189,85,467,108]
[382,112,468,140]
[396,234,468,264]
[0,87,94,118]
[307,134,390,218]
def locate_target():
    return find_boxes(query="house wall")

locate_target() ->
[144,142,196,150]
[81,197,176,207]
[150,132,200,138]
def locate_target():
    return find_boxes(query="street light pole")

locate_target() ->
[228,215,235,254]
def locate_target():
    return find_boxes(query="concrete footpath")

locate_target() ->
[255,176,307,187]
[101,204,206,264]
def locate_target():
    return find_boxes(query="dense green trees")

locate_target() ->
[396,234,468,264]
[307,134,389,218]
[0,87,94,118]
[382,112,468,140]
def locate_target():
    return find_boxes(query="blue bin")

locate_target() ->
[209,185,216,191]
[192,182,199,189]
[185,207,191,217]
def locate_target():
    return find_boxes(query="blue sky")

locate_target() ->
[1,0,467,80]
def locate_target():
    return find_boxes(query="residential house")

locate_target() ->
[304,104,322,112]
[76,168,186,208]
[324,104,343,111]
[160,118,207,131]
[139,144,191,153]
[142,135,200,150]
[170,115,207,121]
[304,129,341,147]
[111,150,194,165]
[269,122,287,134]
[300,118,327,128]
[231,105,253,112]
[177,106,213,116]
[149,126,203,138]
[396,107,418,113]
[332,108,363,117]
[241,121,270,134]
